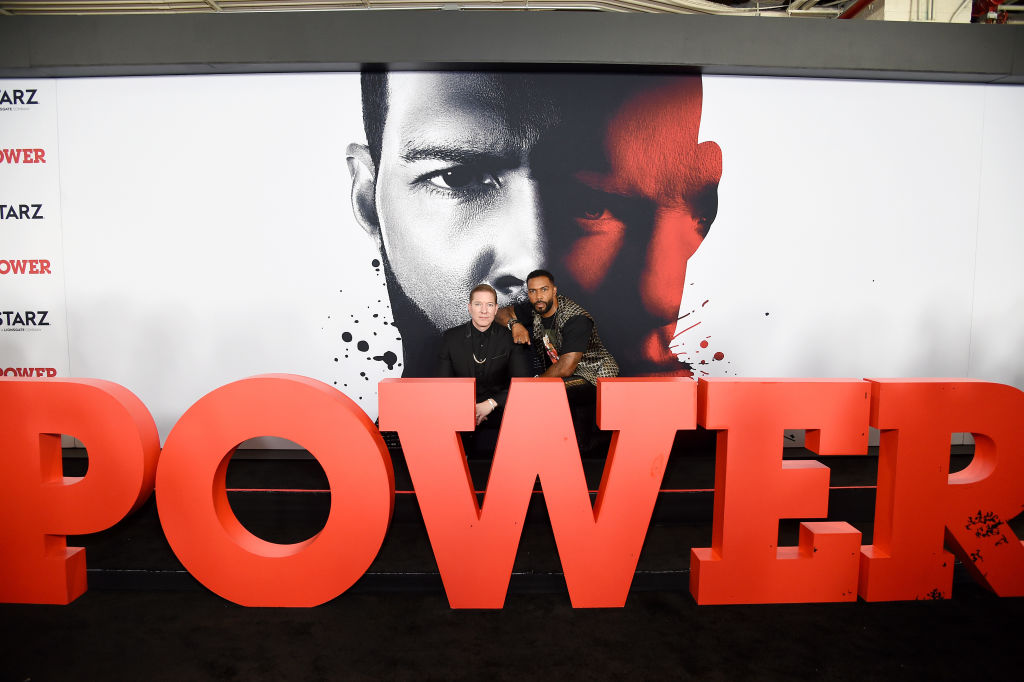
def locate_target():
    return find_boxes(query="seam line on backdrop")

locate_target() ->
[964,86,988,386]
[52,79,83,451]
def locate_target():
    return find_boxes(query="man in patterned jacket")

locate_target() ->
[496,269,619,452]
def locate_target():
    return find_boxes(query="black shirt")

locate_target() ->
[469,324,492,381]
[540,314,592,355]
[515,300,593,368]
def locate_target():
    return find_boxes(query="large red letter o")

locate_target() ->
[156,375,394,606]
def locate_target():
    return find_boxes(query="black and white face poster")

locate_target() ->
[2,72,1021,441]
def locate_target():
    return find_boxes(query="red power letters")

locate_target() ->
[1,375,1022,608]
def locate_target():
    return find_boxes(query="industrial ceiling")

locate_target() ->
[0,0,954,21]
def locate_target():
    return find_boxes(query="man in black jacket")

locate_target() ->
[437,283,531,457]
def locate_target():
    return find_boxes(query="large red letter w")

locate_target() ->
[380,377,694,608]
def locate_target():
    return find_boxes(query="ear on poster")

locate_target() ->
[345,143,381,244]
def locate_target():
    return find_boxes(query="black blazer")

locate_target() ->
[436,322,532,408]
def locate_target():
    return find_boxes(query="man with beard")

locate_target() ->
[499,269,619,451]
[346,70,721,378]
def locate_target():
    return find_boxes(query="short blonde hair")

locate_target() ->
[469,283,498,303]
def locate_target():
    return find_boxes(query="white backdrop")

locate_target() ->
[689,77,987,380]
[1,74,1020,443]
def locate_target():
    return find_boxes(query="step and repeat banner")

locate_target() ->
[1,73,1021,442]
[0,82,69,382]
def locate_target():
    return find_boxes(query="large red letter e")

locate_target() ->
[690,379,867,604]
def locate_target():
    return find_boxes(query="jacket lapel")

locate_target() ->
[458,323,475,377]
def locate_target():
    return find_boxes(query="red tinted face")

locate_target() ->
[554,78,722,376]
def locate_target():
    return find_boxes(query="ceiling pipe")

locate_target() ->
[788,6,838,14]
[0,0,843,15]
[838,0,875,17]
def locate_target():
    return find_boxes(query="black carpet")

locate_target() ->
[3,585,1021,680]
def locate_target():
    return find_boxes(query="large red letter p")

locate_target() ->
[0,379,160,604]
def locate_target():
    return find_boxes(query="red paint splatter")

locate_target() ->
[676,321,701,336]
[699,340,709,348]
[701,300,709,307]
[713,351,725,361]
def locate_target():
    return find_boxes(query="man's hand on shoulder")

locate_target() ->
[511,323,531,345]
[497,304,531,345]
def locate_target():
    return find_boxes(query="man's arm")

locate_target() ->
[541,351,583,378]
[495,305,515,328]
[475,398,497,426]
[496,304,531,345]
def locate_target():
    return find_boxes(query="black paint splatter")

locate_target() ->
[357,340,369,352]
[966,510,1004,538]
[373,351,399,370]
[342,332,352,342]
[371,259,380,267]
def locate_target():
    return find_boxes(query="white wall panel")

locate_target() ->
[968,86,1024,391]
[692,77,984,382]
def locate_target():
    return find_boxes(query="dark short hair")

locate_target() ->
[360,69,388,172]
[469,283,498,303]
[526,269,555,285]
